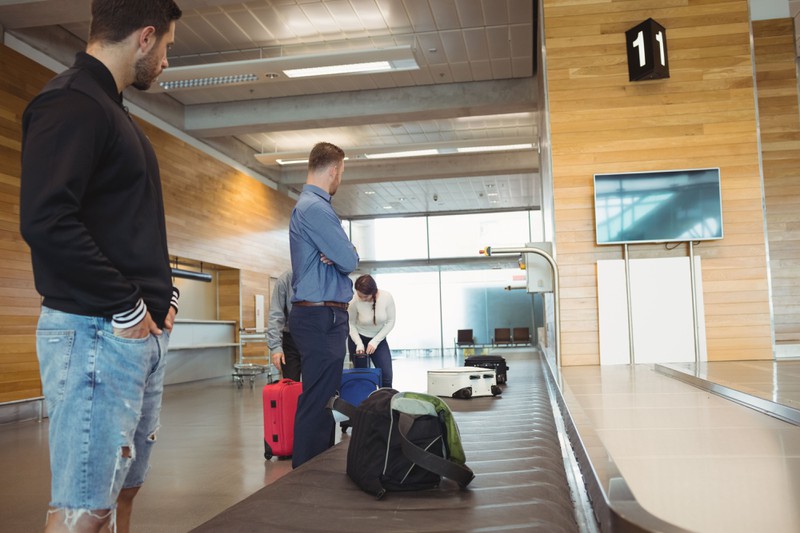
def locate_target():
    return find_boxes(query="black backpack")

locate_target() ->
[329,388,475,499]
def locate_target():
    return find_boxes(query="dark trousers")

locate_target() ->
[347,334,393,388]
[280,331,302,382]
[288,305,348,468]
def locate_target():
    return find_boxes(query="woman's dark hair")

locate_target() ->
[308,142,345,173]
[355,275,378,325]
[90,0,182,44]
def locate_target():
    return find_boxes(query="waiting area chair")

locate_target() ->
[512,327,531,345]
[456,329,475,346]
[493,328,512,345]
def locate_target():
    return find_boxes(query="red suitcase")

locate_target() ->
[262,378,303,459]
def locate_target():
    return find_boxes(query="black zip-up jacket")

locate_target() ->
[20,52,176,328]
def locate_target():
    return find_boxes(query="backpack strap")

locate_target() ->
[396,413,475,489]
[327,395,358,419]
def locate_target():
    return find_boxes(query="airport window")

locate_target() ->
[427,211,532,258]
[349,217,428,261]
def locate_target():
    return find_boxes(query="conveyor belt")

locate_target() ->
[192,354,580,532]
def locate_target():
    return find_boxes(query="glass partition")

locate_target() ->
[350,217,428,261]
[428,211,532,258]
[368,267,533,362]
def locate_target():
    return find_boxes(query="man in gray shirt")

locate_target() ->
[267,270,301,381]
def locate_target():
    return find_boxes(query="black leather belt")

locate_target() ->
[294,301,349,310]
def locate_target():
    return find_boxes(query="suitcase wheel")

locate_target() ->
[264,441,273,460]
[452,386,473,399]
[491,385,502,396]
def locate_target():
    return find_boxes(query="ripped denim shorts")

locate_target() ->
[36,306,169,511]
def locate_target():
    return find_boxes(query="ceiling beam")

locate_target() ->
[0,0,90,29]
[279,151,538,186]
[184,78,536,137]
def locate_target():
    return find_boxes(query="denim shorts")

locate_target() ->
[36,306,169,511]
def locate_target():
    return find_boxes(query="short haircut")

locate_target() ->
[89,0,183,44]
[308,142,345,174]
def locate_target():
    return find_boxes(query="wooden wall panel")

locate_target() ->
[0,44,294,401]
[0,44,54,402]
[542,0,773,365]
[754,19,800,344]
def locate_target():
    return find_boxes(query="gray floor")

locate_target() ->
[0,355,457,532]
[2,353,800,532]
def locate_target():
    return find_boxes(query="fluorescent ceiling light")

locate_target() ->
[154,46,418,92]
[457,143,533,153]
[256,138,535,165]
[364,149,439,159]
[276,156,351,166]
[284,61,391,78]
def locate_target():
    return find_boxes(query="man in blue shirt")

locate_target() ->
[288,142,359,468]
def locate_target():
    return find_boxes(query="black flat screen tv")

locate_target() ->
[593,168,723,245]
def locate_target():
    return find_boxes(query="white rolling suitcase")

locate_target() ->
[427,367,502,399]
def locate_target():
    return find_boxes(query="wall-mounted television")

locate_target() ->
[593,168,723,245]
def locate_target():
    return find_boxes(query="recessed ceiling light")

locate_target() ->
[364,191,376,195]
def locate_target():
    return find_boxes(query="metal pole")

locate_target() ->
[624,244,635,365]
[482,245,561,367]
[688,241,701,365]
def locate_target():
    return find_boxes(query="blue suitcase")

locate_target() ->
[339,367,381,432]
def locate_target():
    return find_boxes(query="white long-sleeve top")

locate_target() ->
[348,290,396,350]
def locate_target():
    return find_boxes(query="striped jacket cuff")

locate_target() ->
[171,287,180,313]
[112,299,147,329]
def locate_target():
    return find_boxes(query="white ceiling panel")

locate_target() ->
[351,0,392,31]
[326,1,366,32]
[487,25,511,58]
[430,0,461,30]
[376,0,414,33]
[463,27,489,61]
[455,0,485,27]
[508,0,534,25]
[403,0,438,32]
[483,0,509,26]
[470,60,493,80]
[491,58,513,79]
[440,29,468,62]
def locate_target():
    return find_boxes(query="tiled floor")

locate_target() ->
[2,353,800,532]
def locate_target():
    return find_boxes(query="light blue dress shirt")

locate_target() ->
[290,184,359,303]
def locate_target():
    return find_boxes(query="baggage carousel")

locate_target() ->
[192,354,581,532]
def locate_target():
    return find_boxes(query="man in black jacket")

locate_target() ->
[19,1,182,531]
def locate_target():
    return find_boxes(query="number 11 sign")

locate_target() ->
[625,18,669,81]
